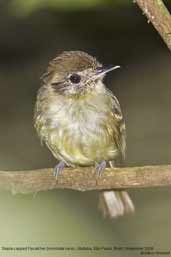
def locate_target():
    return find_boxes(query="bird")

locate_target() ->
[34,50,135,218]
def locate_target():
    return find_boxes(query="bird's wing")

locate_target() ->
[111,94,126,162]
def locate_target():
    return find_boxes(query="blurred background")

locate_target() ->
[0,0,171,256]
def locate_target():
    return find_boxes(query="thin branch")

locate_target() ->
[0,165,171,194]
[135,0,171,50]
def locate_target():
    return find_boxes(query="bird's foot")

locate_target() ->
[95,160,106,177]
[53,161,65,179]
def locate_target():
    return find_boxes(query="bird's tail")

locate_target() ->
[98,190,135,218]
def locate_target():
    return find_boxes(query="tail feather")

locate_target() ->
[98,190,135,219]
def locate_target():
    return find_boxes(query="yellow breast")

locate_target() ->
[35,89,121,166]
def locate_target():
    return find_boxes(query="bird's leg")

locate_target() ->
[95,160,107,177]
[53,161,65,179]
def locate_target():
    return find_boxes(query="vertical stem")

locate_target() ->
[135,0,171,50]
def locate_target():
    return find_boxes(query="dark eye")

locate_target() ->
[69,73,81,84]
[96,66,103,71]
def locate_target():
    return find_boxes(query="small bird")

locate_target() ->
[34,51,134,218]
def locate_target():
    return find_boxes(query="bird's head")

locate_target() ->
[41,51,120,97]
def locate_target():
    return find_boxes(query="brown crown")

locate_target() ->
[41,51,100,83]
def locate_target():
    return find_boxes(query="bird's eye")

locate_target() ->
[69,73,81,84]
[96,66,103,71]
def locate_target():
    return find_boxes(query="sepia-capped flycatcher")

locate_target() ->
[34,51,134,218]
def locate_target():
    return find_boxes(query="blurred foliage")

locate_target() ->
[9,0,127,16]
[1,1,171,255]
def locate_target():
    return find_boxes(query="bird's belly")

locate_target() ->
[48,119,118,166]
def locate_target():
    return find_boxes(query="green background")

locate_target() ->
[0,1,171,256]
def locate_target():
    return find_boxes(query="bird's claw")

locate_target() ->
[53,161,65,179]
[95,160,106,177]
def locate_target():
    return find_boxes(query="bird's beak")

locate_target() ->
[94,65,121,79]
